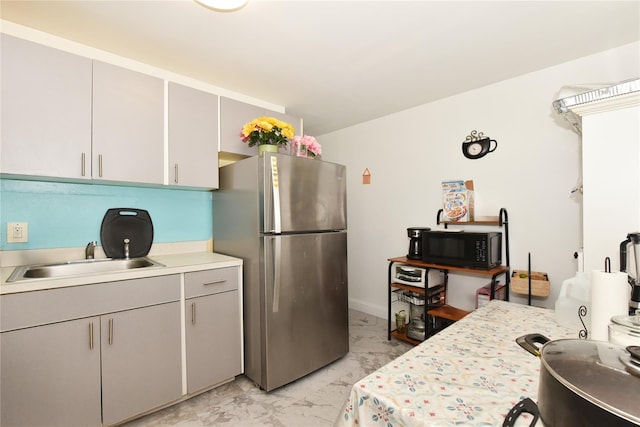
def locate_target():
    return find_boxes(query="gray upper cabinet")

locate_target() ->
[1,35,300,183]
[168,82,219,189]
[0,34,92,180]
[219,97,302,157]
[92,61,164,185]
[219,97,265,157]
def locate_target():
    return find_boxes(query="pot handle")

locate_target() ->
[516,333,550,357]
[502,398,540,427]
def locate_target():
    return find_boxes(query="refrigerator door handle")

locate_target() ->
[272,237,282,313]
[270,155,282,234]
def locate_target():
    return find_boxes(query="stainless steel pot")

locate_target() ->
[504,334,640,427]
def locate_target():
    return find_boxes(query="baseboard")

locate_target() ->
[348,297,387,319]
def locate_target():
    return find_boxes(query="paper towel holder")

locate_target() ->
[578,305,588,339]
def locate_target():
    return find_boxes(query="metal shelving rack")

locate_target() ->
[387,208,510,344]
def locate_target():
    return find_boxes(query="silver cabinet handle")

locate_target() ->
[191,302,196,325]
[174,164,179,184]
[108,318,113,345]
[98,154,103,177]
[89,321,94,350]
[81,152,86,177]
[203,279,226,286]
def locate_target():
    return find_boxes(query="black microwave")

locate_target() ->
[421,231,502,269]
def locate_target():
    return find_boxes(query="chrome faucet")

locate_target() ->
[85,241,97,259]
[123,238,130,259]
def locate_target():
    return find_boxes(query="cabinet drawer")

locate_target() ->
[185,268,238,299]
[1,275,180,332]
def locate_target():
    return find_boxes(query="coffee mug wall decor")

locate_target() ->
[462,130,497,159]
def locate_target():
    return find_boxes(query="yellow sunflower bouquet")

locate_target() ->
[241,117,295,148]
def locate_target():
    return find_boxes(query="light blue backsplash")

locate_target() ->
[0,179,213,251]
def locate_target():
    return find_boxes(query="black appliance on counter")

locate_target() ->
[620,232,640,315]
[421,230,502,269]
[407,227,431,260]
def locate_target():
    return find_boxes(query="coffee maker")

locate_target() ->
[407,227,430,260]
[620,232,640,314]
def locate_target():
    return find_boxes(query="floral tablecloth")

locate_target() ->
[335,300,578,427]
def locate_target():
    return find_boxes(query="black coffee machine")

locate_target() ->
[407,227,430,260]
[620,232,640,315]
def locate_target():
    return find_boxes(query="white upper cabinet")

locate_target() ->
[1,34,92,180]
[168,82,219,189]
[92,61,164,185]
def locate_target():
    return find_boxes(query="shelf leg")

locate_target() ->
[388,261,393,340]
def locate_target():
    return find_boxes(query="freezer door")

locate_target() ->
[262,153,346,233]
[261,231,348,391]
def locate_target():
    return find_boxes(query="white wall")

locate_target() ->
[319,42,640,318]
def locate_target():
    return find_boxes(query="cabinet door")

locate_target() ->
[185,290,242,394]
[92,61,164,184]
[582,105,640,273]
[219,97,264,156]
[101,302,182,426]
[1,317,102,427]
[168,82,219,189]
[267,110,302,156]
[1,34,92,180]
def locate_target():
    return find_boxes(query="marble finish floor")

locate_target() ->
[122,309,412,427]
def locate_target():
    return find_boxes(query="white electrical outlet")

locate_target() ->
[7,222,28,243]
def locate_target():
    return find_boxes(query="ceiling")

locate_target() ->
[1,0,639,136]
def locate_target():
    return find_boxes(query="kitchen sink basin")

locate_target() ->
[6,257,165,282]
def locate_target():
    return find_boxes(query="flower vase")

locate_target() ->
[258,144,279,156]
[295,144,308,158]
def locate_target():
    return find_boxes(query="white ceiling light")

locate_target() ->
[195,0,249,12]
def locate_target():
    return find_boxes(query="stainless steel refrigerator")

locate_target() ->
[212,152,349,391]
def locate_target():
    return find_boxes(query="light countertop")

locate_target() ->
[1,252,242,295]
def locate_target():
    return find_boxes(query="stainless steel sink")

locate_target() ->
[7,257,165,282]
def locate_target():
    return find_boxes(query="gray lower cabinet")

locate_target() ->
[1,317,102,427]
[0,267,243,426]
[185,268,242,394]
[0,275,181,427]
[101,302,182,426]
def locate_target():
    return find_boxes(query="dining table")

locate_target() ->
[334,300,578,426]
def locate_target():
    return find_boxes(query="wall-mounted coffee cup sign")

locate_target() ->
[462,130,497,159]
